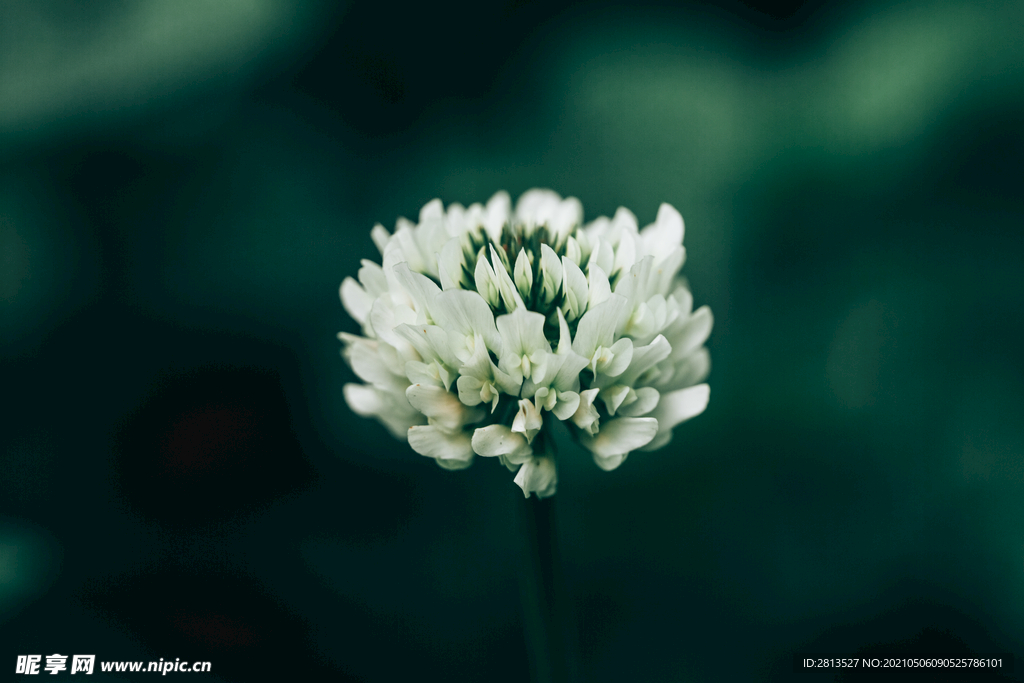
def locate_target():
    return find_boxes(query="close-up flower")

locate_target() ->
[339,189,712,497]
[7,1,1022,679]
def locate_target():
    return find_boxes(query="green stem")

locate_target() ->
[517,435,575,683]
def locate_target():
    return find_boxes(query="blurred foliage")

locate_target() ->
[1,0,1022,680]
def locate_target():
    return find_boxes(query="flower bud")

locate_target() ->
[539,244,562,305]
[474,248,499,307]
[565,235,582,265]
[514,248,533,300]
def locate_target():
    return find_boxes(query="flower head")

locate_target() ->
[339,190,711,497]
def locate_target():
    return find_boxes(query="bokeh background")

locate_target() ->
[2,0,1023,680]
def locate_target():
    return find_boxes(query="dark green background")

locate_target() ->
[2,0,1022,680]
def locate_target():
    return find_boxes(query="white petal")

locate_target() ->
[618,387,660,416]
[393,262,441,323]
[408,425,475,468]
[560,256,589,321]
[357,260,388,298]
[471,425,532,458]
[565,235,582,265]
[344,382,382,417]
[551,197,583,244]
[395,323,460,370]
[641,202,684,258]
[550,351,588,392]
[587,264,612,309]
[419,198,444,223]
[600,334,671,389]
[344,383,422,440]
[444,202,467,236]
[592,452,628,471]
[650,246,685,295]
[438,237,466,290]
[600,385,633,416]
[432,289,502,355]
[344,336,409,394]
[490,244,523,311]
[387,222,432,277]
[556,308,572,355]
[668,305,714,360]
[515,188,562,226]
[434,456,474,471]
[369,297,417,359]
[380,239,410,295]
[647,383,709,432]
[642,432,672,453]
[583,215,610,240]
[406,384,481,432]
[499,451,533,470]
[580,416,658,458]
[623,300,666,342]
[511,398,543,444]
[539,244,563,304]
[513,456,557,498]
[497,307,550,359]
[662,347,711,391]
[466,347,517,397]
[456,375,484,406]
[610,206,639,241]
[474,250,500,307]
[340,277,374,326]
[572,388,601,434]
[613,230,637,274]
[495,364,524,396]
[370,223,390,255]
[671,283,694,317]
[406,360,448,389]
[589,238,614,275]
[600,337,633,377]
[484,191,511,242]
[514,248,533,299]
[613,257,655,328]
[552,391,580,420]
[457,338,494,380]
[572,295,627,359]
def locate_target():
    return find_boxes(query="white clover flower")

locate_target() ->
[339,190,712,498]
